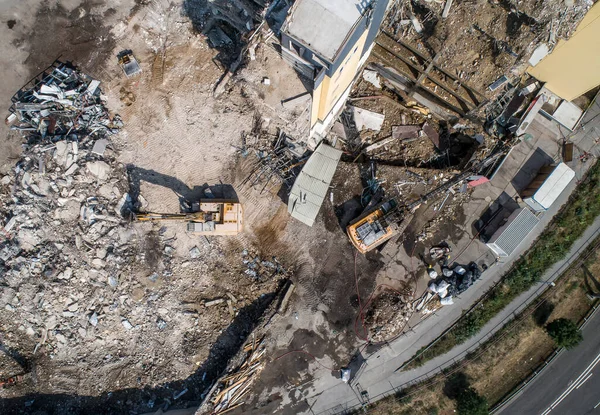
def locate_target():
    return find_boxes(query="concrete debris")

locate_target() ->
[441,0,453,19]
[242,249,289,281]
[92,139,109,156]
[422,122,442,149]
[362,69,382,89]
[528,43,550,67]
[350,105,385,132]
[189,246,201,259]
[408,12,423,33]
[392,125,420,140]
[86,161,111,181]
[205,298,225,307]
[121,319,133,330]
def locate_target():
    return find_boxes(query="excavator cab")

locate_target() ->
[347,200,400,253]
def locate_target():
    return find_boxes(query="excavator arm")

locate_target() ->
[134,211,207,222]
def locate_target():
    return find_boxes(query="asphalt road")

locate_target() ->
[499,307,600,415]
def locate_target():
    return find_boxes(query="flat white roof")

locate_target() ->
[534,162,575,209]
[284,0,372,61]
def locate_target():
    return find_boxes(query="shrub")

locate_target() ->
[455,387,488,415]
[546,318,583,349]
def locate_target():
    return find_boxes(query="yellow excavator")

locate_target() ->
[135,200,243,236]
[347,151,508,253]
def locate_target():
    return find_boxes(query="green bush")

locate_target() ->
[406,160,600,368]
[455,387,488,415]
[546,318,583,349]
[444,373,488,415]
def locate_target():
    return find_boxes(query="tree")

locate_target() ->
[455,387,488,415]
[444,373,488,415]
[546,318,583,350]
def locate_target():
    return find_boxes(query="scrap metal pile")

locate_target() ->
[6,61,122,147]
[206,336,266,414]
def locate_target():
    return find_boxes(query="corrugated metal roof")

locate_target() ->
[533,162,575,209]
[288,143,342,226]
[487,208,539,257]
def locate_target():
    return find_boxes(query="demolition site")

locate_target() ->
[1,0,600,414]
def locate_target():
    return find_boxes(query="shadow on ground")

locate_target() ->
[126,164,239,210]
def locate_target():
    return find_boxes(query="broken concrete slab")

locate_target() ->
[362,69,381,89]
[528,43,550,66]
[92,139,109,156]
[392,125,420,140]
[422,122,444,150]
[205,298,225,307]
[86,161,111,181]
[350,105,385,132]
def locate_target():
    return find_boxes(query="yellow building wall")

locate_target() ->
[527,2,600,101]
[311,29,371,129]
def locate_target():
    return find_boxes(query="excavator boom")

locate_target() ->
[133,201,243,236]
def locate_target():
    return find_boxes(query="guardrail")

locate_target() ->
[489,301,600,414]
[312,224,600,415]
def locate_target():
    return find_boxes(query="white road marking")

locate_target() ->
[576,372,592,389]
[594,399,600,409]
[540,351,600,415]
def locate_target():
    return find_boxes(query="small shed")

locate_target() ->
[288,143,342,226]
[487,208,539,258]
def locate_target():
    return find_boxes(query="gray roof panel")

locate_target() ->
[288,143,342,226]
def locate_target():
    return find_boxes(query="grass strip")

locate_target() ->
[406,160,600,368]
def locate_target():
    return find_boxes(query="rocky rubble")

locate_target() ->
[0,65,293,409]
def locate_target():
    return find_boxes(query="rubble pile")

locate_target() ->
[204,336,266,414]
[242,249,289,281]
[415,190,471,242]
[6,61,122,148]
[364,287,413,343]
[0,65,290,408]
[384,0,593,90]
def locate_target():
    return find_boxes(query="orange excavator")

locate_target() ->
[347,150,508,253]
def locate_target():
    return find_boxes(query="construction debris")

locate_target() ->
[362,69,382,89]
[206,336,266,414]
[350,106,385,132]
[6,61,121,147]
